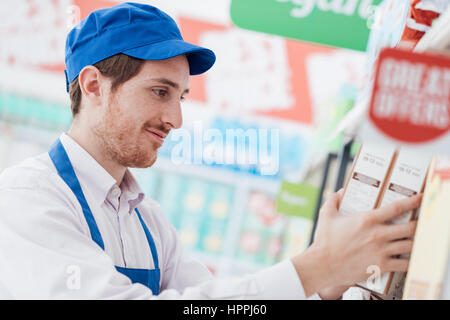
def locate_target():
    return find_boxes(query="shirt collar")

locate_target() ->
[59,133,144,210]
[121,169,145,214]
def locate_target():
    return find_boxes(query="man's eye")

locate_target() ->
[180,96,186,101]
[152,89,168,97]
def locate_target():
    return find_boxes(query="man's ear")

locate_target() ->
[78,66,104,105]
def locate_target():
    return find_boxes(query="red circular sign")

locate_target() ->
[369,49,450,144]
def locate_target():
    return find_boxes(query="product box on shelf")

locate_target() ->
[236,191,286,267]
[339,143,396,215]
[338,143,431,298]
[403,156,450,300]
[370,148,430,297]
[199,184,233,256]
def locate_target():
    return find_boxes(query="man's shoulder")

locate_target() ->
[0,152,59,191]
[0,153,82,215]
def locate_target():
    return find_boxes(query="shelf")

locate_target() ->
[152,156,281,194]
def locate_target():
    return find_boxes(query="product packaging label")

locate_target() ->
[339,143,395,215]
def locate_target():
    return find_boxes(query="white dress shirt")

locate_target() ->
[0,133,322,299]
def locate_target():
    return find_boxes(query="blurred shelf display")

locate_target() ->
[0,92,71,131]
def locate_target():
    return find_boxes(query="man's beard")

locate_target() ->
[92,100,158,169]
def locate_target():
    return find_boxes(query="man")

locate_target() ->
[0,2,419,299]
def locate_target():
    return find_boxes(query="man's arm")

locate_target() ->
[0,184,316,299]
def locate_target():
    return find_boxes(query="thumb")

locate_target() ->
[320,189,343,217]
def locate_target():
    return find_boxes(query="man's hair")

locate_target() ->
[69,54,145,117]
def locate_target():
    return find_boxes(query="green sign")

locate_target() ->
[230,0,382,52]
[276,181,319,219]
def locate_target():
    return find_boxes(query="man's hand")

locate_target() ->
[317,284,350,300]
[291,189,421,298]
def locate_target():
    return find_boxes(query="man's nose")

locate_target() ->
[161,100,183,129]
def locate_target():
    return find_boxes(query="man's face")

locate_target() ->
[93,55,189,168]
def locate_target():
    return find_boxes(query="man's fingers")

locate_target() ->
[320,190,343,216]
[383,220,418,241]
[373,194,422,223]
[385,239,414,256]
[336,188,344,208]
[384,257,410,273]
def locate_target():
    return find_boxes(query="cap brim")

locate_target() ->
[122,39,215,75]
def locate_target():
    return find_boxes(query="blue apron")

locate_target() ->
[49,139,160,294]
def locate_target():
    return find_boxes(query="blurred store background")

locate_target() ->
[0,0,448,280]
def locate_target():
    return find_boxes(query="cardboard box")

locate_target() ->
[338,144,431,298]
[370,148,430,297]
[339,143,396,295]
[339,143,396,215]
[403,156,450,300]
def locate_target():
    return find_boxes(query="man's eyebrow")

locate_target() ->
[153,77,189,94]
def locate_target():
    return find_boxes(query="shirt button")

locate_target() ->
[111,187,121,197]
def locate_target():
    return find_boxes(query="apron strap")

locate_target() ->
[49,139,105,250]
[135,208,159,269]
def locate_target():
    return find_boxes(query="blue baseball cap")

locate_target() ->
[64,2,216,92]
